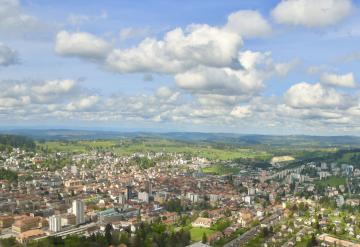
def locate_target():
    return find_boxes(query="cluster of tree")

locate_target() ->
[1,235,109,247]
[306,234,318,247]
[124,222,191,247]
[347,153,360,169]
[0,135,36,151]
[301,166,318,178]
[0,168,18,182]
[211,218,231,232]
[0,237,18,247]
[164,198,182,212]
[2,221,191,247]
[132,156,156,169]
[41,156,72,171]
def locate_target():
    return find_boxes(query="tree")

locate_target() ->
[307,234,317,247]
[105,223,113,245]
[164,198,182,212]
[0,134,36,151]
[0,237,18,247]
[201,211,209,218]
[262,227,269,237]
[202,233,207,244]
[119,232,130,245]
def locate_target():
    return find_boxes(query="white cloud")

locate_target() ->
[107,37,185,74]
[155,87,172,98]
[0,96,30,108]
[320,72,357,88]
[32,79,76,95]
[238,50,297,76]
[66,95,100,111]
[107,24,243,74]
[0,0,43,37]
[0,79,79,107]
[155,87,180,102]
[0,43,18,66]
[274,60,299,76]
[284,82,346,108]
[0,77,359,133]
[230,106,251,118]
[55,31,112,60]
[175,65,264,96]
[276,103,350,124]
[238,50,272,70]
[224,10,272,38]
[173,50,295,97]
[272,0,353,28]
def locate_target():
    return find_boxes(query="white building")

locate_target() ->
[187,192,199,203]
[191,217,213,228]
[119,193,126,205]
[336,195,345,208]
[248,187,256,196]
[138,191,149,203]
[244,195,253,205]
[209,194,219,202]
[72,200,85,225]
[49,215,62,232]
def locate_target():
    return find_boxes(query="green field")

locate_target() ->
[315,176,346,187]
[202,164,241,175]
[36,137,353,163]
[189,227,215,242]
[37,139,273,161]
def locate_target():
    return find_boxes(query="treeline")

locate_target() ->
[0,135,36,151]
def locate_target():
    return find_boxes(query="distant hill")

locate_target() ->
[1,129,360,148]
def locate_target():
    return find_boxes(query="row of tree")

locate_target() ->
[1,221,191,247]
[0,134,36,151]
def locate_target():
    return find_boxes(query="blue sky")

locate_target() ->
[1,0,360,134]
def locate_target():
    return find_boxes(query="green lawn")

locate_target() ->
[190,227,214,242]
[202,164,241,175]
[315,176,346,187]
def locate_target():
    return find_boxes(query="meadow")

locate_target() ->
[37,138,273,161]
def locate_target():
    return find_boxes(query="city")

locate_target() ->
[1,0,360,246]
[0,134,360,246]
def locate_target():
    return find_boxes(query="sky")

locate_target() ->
[1,0,360,135]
